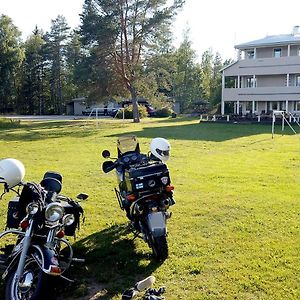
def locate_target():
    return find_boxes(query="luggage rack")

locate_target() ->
[114,188,124,210]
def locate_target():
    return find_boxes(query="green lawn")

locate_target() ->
[0,117,300,300]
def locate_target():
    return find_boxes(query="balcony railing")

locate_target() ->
[224,56,300,76]
[223,86,300,101]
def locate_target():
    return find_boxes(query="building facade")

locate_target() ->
[221,26,300,116]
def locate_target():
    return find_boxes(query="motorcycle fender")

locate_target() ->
[31,245,61,276]
[147,212,166,237]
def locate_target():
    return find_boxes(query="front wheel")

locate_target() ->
[150,235,168,261]
[5,257,46,300]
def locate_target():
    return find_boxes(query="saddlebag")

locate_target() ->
[6,197,21,229]
[124,162,170,195]
[6,182,45,229]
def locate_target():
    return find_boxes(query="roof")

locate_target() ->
[220,60,238,72]
[235,33,300,49]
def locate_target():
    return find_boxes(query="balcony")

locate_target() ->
[224,56,300,76]
[223,86,300,101]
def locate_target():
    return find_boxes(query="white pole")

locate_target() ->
[282,114,297,134]
[221,74,225,115]
[271,112,275,139]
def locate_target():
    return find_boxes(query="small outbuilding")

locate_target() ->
[66,97,86,115]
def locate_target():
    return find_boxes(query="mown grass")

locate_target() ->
[0,117,300,299]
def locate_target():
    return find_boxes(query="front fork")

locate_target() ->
[14,220,34,284]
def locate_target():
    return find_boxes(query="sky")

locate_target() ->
[2,0,300,61]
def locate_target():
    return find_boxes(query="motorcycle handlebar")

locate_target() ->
[103,161,118,173]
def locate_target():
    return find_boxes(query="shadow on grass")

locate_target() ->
[60,223,162,299]
[0,121,98,142]
[107,121,297,142]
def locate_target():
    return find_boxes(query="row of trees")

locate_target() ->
[0,0,232,122]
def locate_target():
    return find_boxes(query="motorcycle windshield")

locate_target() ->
[117,135,139,155]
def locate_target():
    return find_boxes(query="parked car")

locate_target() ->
[108,108,119,117]
[121,100,156,117]
[146,105,156,117]
[82,107,119,117]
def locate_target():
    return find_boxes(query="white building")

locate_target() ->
[221,26,300,116]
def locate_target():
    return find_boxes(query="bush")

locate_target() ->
[116,105,148,119]
[0,118,22,129]
[154,107,173,118]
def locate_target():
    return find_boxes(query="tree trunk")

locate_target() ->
[128,84,140,123]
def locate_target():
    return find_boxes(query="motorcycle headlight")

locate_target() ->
[45,202,64,222]
[26,202,39,215]
[63,214,75,226]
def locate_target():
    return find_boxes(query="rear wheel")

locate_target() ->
[5,257,46,300]
[150,235,168,261]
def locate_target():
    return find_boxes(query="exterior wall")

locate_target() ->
[256,75,285,87]
[223,86,300,101]
[74,102,86,115]
[290,45,300,56]
[66,98,86,115]
[223,56,300,76]
[256,46,288,58]
[256,102,267,114]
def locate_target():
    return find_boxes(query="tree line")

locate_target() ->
[0,0,232,121]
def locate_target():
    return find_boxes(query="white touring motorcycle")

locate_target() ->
[0,158,87,300]
[102,136,175,260]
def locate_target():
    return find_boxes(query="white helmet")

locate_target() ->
[150,138,171,161]
[0,158,25,188]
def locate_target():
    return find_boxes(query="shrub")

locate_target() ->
[154,107,173,118]
[0,118,22,129]
[116,105,148,119]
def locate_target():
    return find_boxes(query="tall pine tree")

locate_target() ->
[0,15,24,113]
[80,0,185,122]
[44,15,70,114]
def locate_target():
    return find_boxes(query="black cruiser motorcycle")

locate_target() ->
[0,158,87,300]
[102,136,175,260]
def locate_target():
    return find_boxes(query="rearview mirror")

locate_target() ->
[77,193,89,201]
[102,161,114,173]
[102,150,110,158]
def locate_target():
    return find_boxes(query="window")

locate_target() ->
[272,102,278,110]
[274,48,281,58]
[279,101,285,110]
[297,102,300,110]
[247,50,255,59]
[246,77,256,88]
[296,75,300,86]
[298,48,300,56]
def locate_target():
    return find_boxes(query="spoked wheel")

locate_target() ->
[5,257,46,300]
[150,235,168,261]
